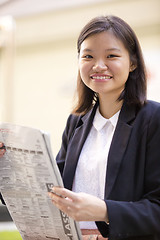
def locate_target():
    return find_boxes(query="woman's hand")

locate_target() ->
[48,186,108,222]
[0,142,5,157]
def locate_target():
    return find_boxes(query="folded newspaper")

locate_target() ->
[0,123,82,240]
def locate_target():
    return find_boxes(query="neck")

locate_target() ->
[98,95,123,119]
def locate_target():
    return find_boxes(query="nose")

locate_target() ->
[92,59,108,72]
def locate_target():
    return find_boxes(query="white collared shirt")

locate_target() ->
[72,107,120,229]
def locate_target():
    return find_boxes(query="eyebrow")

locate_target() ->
[81,48,121,52]
[81,48,92,52]
[106,48,121,52]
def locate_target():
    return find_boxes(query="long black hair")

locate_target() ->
[72,15,147,115]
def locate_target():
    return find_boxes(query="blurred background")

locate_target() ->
[0,0,160,227]
[0,0,159,156]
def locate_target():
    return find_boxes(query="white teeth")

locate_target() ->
[92,76,112,79]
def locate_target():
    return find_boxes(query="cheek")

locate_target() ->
[114,61,130,77]
[79,63,89,80]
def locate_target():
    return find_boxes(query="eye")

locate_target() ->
[107,54,117,58]
[83,55,93,59]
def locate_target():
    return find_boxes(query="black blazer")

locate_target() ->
[56,100,160,240]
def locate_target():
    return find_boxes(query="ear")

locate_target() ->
[129,62,137,72]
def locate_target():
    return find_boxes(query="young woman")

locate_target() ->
[48,15,160,240]
[0,15,159,240]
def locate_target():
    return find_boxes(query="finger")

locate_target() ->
[52,187,78,201]
[0,149,5,156]
[48,191,71,206]
[0,148,5,152]
[0,142,5,148]
[48,192,73,215]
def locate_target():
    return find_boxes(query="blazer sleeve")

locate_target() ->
[96,105,160,239]
[56,114,81,176]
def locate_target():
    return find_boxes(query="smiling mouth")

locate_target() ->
[91,75,112,81]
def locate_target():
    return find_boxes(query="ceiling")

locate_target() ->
[0,0,107,18]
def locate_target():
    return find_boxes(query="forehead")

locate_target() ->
[80,30,127,52]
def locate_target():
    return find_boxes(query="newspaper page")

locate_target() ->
[0,123,82,240]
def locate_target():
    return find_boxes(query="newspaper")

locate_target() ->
[0,123,82,240]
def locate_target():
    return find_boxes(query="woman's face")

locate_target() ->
[78,30,134,100]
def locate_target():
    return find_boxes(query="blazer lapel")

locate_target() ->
[63,101,136,196]
[63,103,98,190]
[105,103,136,198]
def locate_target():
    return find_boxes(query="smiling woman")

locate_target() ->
[72,16,146,118]
[0,14,159,240]
[78,30,133,118]
[47,15,160,240]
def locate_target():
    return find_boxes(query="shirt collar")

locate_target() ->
[93,107,120,131]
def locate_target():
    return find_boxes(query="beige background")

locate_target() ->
[0,0,160,155]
